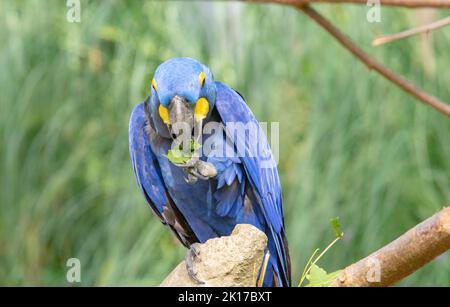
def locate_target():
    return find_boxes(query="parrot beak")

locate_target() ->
[168,95,195,150]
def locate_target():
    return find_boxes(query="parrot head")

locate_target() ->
[149,57,216,145]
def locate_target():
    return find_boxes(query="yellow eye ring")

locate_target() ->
[195,98,209,121]
[152,79,157,91]
[158,104,170,124]
[199,72,206,88]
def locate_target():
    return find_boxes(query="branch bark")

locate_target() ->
[160,208,450,287]
[245,0,450,8]
[331,206,450,287]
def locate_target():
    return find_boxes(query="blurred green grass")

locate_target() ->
[0,1,449,286]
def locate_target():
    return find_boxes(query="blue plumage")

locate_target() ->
[129,58,290,286]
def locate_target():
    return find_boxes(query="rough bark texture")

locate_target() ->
[332,206,450,287]
[160,224,268,287]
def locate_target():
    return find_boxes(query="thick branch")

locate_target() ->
[373,16,450,46]
[161,208,450,287]
[332,206,450,287]
[245,0,450,8]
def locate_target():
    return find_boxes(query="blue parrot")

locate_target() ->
[129,57,290,287]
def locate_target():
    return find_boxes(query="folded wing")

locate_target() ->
[129,101,198,247]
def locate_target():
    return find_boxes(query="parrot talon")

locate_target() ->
[181,161,217,182]
[194,160,217,178]
[185,243,204,284]
[188,168,209,181]
[184,173,198,184]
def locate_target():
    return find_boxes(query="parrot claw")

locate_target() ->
[183,161,217,183]
[185,243,205,284]
[187,169,208,181]
[184,173,198,184]
[195,161,217,178]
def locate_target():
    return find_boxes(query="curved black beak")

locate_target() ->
[168,95,195,150]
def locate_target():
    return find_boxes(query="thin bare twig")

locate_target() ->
[373,16,450,46]
[331,206,450,287]
[245,0,450,8]
[284,5,450,117]
[243,0,450,116]
[294,5,450,117]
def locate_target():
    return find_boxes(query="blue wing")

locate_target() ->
[214,82,291,286]
[129,101,198,247]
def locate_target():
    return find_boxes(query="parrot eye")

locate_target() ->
[199,72,206,88]
[152,79,157,91]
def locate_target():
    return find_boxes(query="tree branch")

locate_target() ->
[373,16,450,46]
[295,5,450,117]
[245,0,450,8]
[161,208,450,287]
[331,206,450,287]
[242,1,450,116]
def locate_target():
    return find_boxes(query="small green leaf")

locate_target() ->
[166,149,191,164]
[165,140,201,165]
[330,217,344,239]
[305,264,341,287]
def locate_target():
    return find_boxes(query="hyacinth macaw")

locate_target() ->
[129,57,290,287]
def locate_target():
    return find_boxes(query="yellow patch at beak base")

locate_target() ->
[195,98,209,121]
[158,104,170,124]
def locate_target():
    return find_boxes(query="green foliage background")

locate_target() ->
[1,0,449,286]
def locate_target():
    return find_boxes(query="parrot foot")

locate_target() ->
[194,160,217,178]
[185,243,205,284]
[183,160,217,183]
